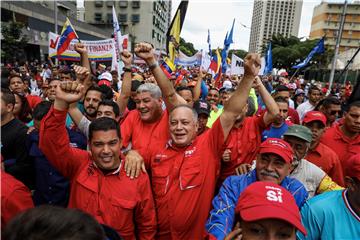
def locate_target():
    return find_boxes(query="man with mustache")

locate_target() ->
[206,138,308,240]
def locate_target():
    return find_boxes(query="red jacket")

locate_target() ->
[1,171,34,228]
[39,107,157,240]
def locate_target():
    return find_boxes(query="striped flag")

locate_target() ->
[57,18,79,56]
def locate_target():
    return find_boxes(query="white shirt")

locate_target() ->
[290,159,326,198]
[297,100,315,122]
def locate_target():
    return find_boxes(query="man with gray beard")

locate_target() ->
[206,138,308,240]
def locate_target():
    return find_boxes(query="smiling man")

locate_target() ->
[206,138,308,240]
[39,81,157,239]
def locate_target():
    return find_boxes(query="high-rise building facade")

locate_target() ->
[249,0,303,53]
[309,1,360,53]
[84,0,171,50]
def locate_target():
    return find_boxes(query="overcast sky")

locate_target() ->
[171,0,324,52]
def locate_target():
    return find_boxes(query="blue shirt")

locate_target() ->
[298,190,360,240]
[262,122,289,142]
[206,169,308,240]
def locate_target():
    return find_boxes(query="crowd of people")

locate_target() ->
[1,41,360,240]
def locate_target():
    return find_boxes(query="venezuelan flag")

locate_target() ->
[160,58,176,79]
[209,48,222,77]
[57,18,79,56]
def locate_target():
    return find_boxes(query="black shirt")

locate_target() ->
[1,118,35,189]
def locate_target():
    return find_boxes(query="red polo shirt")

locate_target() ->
[1,171,34,228]
[121,110,169,167]
[288,107,300,124]
[146,119,224,239]
[321,124,360,174]
[40,108,157,239]
[306,142,344,186]
[218,114,267,185]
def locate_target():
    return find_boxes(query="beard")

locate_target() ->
[84,106,97,118]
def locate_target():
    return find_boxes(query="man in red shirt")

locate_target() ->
[1,170,34,228]
[303,111,344,186]
[143,52,262,239]
[321,101,360,172]
[219,76,279,184]
[39,81,157,239]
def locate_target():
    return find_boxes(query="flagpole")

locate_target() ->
[289,68,300,82]
[327,0,348,96]
[54,0,58,65]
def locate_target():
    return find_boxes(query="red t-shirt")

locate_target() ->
[321,124,360,174]
[26,94,42,109]
[120,110,169,167]
[146,119,224,240]
[306,142,344,186]
[218,114,267,186]
[1,171,34,228]
[288,107,300,124]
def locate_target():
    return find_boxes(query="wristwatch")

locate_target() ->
[148,62,159,70]
[123,66,132,72]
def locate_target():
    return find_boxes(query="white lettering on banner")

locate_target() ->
[48,32,115,61]
[266,190,283,203]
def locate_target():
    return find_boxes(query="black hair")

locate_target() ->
[317,96,341,110]
[99,84,114,100]
[85,85,105,100]
[99,99,120,117]
[275,85,289,93]
[274,96,289,105]
[131,80,143,92]
[246,97,256,116]
[13,93,33,123]
[209,87,219,93]
[1,88,15,106]
[89,117,121,140]
[176,86,194,97]
[33,101,52,121]
[3,205,105,240]
[308,85,321,95]
[8,73,24,84]
[348,100,360,111]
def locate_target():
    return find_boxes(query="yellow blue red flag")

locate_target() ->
[57,18,79,56]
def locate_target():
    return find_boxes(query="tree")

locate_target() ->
[229,49,248,59]
[260,34,333,71]
[1,21,28,63]
[179,37,197,56]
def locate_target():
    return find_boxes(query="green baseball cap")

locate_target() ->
[283,125,312,143]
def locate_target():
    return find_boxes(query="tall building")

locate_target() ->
[309,1,360,53]
[249,0,303,53]
[84,0,171,50]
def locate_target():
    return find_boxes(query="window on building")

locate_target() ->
[152,29,156,39]
[132,14,140,23]
[107,1,113,7]
[94,13,102,22]
[119,1,128,8]
[119,14,127,23]
[132,1,140,9]
[95,1,103,7]
[107,13,112,23]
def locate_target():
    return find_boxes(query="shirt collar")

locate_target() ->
[90,160,122,176]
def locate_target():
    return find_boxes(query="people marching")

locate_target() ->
[1,7,360,240]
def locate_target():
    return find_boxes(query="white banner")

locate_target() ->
[48,32,115,62]
[230,54,244,75]
[174,50,202,66]
[201,50,211,70]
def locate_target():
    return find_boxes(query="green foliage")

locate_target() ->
[1,21,28,63]
[179,37,197,56]
[229,49,248,59]
[261,33,333,71]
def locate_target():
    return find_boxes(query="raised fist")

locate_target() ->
[134,42,156,64]
[73,65,90,84]
[74,43,87,55]
[244,53,261,78]
[56,81,84,104]
[120,50,133,67]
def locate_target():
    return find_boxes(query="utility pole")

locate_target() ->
[327,0,348,95]
[54,0,58,65]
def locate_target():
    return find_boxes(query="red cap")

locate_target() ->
[98,80,111,87]
[343,154,360,181]
[259,138,294,163]
[303,111,327,126]
[236,181,307,235]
